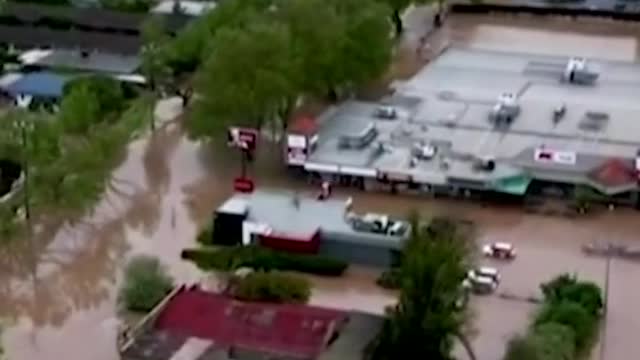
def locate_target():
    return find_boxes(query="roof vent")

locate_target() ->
[579,111,609,132]
[411,142,437,160]
[489,92,520,125]
[564,57,598,85]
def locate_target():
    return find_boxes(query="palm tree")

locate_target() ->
[372,213,477,360]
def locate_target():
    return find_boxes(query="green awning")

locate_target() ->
[493,175,532,195]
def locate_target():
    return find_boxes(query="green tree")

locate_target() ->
[119,255,174,312]
[277,0,392,102]
[379,0,445,36]
[59,75,125,133]
[277,0,343,100]
[503,335,542,360]
[541,274,603,316]
[189,20,297,138]
[534,301,597,349]
[141,16,172,95]
[504,324,575,360]
[231,271,311,303]
[165,0,273,73]
[372,214,476,360]
[531,323,576,360]
[380,0,412,35]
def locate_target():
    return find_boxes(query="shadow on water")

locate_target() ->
[0,116,208,360]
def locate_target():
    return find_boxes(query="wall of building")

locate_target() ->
[319,239,396,268]
[258,231,321,254]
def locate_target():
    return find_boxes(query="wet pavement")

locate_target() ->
[2,11,640,360]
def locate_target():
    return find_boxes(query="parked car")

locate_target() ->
[482,242,516,259]
[462,276,498,295]
[467,267,500,284]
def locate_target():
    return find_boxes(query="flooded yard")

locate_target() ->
[2,10,640,360]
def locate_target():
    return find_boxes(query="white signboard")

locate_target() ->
[535,148,576,165]
[287,148,306,165]
[287,134,307,148]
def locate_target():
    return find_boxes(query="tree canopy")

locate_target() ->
[372,213,475,360]
[178,0,392,139]
[0,80,152,242]
[189,20,296,137]
[503,274,603,360]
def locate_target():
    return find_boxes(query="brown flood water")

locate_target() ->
[3,12,640,360]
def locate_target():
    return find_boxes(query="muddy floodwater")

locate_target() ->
[3,11,640,360]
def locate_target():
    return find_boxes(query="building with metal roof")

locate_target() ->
[20,48,141,75]
[285,47,640,206]
[121,285,383,360]
[212,189,408,267]
[0,3,192,54]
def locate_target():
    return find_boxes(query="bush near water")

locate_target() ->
[181,245,348,276]
[231,271,311,303]
[503,274,603,360]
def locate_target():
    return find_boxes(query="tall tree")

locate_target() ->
[380,0,411,35]
[372,214,476,360]
[331,0,393,90]
[277,0,344,100]
[379,0,445,36]
[166,0,273,73]
[189,20,297,138]
[141,16,172,95]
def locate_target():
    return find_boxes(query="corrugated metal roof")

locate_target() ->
[23,49,141,74]
[0,25,142,54]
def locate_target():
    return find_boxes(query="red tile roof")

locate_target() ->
[154,287,347,359]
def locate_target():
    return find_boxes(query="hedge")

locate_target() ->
[231,271,311,303]
[119,255,174,313]
[503,274,603,360]
[181,245,348,276]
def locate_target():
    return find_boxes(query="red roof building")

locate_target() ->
[153,286,347,359]
[121,286,384,360]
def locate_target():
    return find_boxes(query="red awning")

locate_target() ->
[589,159,636,187]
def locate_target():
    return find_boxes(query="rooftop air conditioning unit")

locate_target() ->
[411,142,437,160]
[489,92,520,124]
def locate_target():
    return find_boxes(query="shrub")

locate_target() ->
[232,271,311,303]
[196,224,213,245]
[504,275,602,360]
[531,323,575,360]
[541,274,603,316]
[119,255,174,312]
[376,268,401,289]
[181,246,348,276]
[504,324,575,360]
[534,301,597,349]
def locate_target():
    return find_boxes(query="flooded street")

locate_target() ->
[1,10,640,360]
[1,100,207,360]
